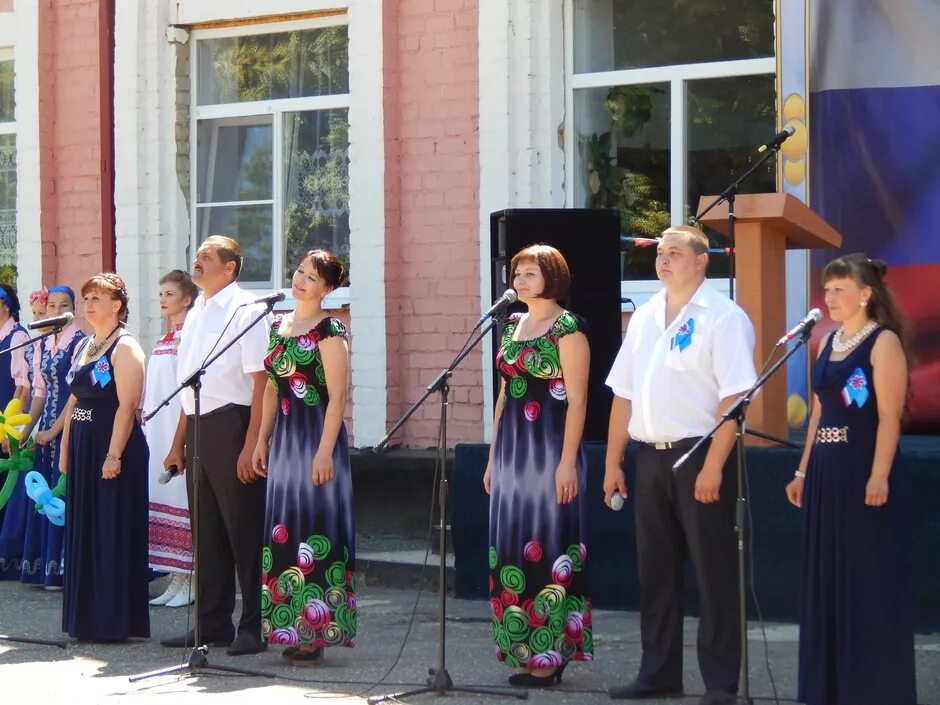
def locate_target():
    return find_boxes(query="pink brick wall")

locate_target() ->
[384,0,481,447]
[39,0,107,299]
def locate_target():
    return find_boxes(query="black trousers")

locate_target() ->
[633,441,740,694]
[185,405,266,641]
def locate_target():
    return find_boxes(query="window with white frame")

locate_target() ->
[565,0,777,292]
[0,55,15,272]
[192,19,350,290]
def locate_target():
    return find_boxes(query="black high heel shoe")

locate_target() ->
[507,663,566,687]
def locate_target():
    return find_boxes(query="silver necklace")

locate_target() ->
[832,319,878,353]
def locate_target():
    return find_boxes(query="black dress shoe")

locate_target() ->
[699,691,737,705]
[608,680,684,700]
[507,663,566,688]
[160,630,233,648]
[226,633,267,656]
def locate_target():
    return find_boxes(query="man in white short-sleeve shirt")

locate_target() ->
[162,235,270,656]
[604,226,756,705]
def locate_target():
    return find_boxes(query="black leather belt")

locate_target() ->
[636,437,703,451]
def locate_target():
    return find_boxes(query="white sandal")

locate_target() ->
[165,574,194,608]
[149,572,181,606]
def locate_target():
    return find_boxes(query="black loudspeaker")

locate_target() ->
[489,208,621,443]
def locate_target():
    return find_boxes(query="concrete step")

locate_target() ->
[357,547,455,593]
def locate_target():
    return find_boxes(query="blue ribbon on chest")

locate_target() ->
[90,356,112,388]
[841,367,869,408]
[670,318,695,352]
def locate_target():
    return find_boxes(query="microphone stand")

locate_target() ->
[367,313,524,704]
[129,301,277,683]
[673,328,812,705]
[0,323,69,650]
[0,323,65,358]
[692,143,781,301]
[0,633,68,648]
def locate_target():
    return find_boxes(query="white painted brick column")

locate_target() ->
[346,1,387,447]
[478,0,567,437]
[10,4,43,301]
[114,0,190,347]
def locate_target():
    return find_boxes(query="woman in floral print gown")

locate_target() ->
[253,249,355,666]
[484,244,593,688]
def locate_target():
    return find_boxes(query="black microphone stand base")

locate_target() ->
[673,332,811,705]
[367,668,527,704]
[0,634,68,649]
[128,645,275,682]
[129,300,278,685]
[368,317,525,704]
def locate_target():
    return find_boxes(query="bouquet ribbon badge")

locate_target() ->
[671,318,695,352]
[841,367,869,408]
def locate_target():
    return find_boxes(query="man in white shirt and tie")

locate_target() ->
[161,235,270,656]
[604,226,757,705]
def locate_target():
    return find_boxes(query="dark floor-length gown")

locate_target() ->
[261,315,356,649]
[20,328,82,585]
[798,329,915,705]
[488,311,593,669]
[0,322,31,578]
[62,336,150,640]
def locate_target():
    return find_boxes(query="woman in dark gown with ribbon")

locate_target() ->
[61,273,149,641]
[786,254,915,705]
[484,244,593,688]
[253,250,354,666]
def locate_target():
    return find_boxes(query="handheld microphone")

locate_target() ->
[157,464,181,485]
[478,289,518,324]
[27,312,74,330]
[247,291,286,307]
[777,308,823,346]
[610,493,625,511]
[758,125,796,153]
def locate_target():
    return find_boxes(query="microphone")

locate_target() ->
[27,312,74,330]
[157,464,181,485]
[777,308,823,346]
[478,289,518,324]
[758,125,796,153]
[247,291,286,307]
[620,236,660,247]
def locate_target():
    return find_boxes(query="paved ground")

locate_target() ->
[1,576,938,704]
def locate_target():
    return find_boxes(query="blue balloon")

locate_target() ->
[24,470,66,527]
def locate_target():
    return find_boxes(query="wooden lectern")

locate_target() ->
[697,193,842,443]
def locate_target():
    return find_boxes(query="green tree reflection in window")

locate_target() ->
[199,27,349,105]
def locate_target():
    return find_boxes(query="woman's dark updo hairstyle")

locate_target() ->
[298,249,348,291]
[0,284,21,321]
[159,269,199,310]
[81,272,130,324]
[822,253,908,349]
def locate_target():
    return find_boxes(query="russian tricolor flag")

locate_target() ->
[810,1,940,431]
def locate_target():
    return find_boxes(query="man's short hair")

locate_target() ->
[661,225,709,256]
[201,235,243,279]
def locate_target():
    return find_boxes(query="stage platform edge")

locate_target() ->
[453,438,940,633]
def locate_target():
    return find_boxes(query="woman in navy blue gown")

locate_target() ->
[0,284,30,570]
[484,245,592,688]
[61,273,150,641]
[786,254,915,705]
[252,250,354,666]
[19,285,82,587]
